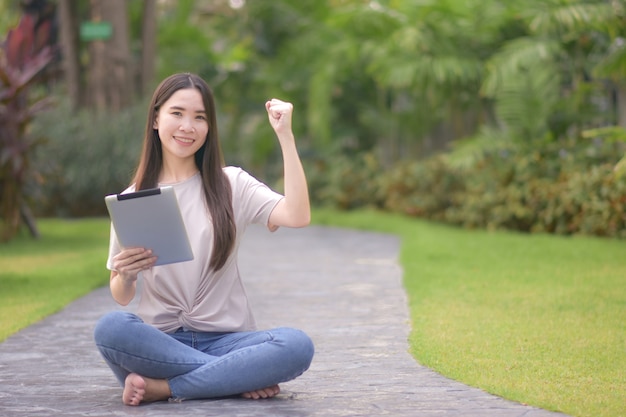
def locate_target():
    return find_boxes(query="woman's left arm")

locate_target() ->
[266,98,310,229]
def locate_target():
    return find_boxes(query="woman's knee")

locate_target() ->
[275,327,315,371]
[93,311,141,346]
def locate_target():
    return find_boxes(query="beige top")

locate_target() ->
[106,166,283,333]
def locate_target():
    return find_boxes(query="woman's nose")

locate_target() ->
[179,117,195,132]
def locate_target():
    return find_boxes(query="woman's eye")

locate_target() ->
[196,115,206,120]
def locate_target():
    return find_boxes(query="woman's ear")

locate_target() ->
[152,112,159,129]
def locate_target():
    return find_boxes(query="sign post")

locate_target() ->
[80,21,112,41]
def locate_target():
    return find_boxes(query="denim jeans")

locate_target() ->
[93,311,314,401]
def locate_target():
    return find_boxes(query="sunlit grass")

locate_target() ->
[0,218,110,341]
[312,208,626,417]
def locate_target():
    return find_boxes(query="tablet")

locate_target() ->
[104,186,194,266]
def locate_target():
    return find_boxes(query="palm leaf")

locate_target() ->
[495,63,561,140]
[527,1,615,36]
[481,37,562,97]
[593,40,626,80]
[482,36,562,141]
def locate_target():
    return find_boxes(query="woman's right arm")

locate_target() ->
[109,248,157,306]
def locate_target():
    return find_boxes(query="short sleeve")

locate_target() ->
[225,166,284,228]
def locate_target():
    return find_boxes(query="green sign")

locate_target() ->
[80,21,113,41]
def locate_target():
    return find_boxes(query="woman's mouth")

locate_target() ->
[174,136,194,145]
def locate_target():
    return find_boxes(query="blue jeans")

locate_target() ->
[93,311,314,401]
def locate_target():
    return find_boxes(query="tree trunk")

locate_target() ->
[141,0,157,96]
[87,0,132,112]
[57,0,82,110]
[617,82,626,129]
[87,0,107,112]
[20,203,40,239]
[104,0,133,111]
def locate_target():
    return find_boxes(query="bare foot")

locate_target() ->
[123,374,146,406]
[122,373,171,406]
[241,384,280,399]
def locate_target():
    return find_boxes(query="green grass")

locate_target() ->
[0,218,110,341]
[312,208,626,417]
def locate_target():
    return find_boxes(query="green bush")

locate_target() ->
[306,152,385,210]
[545,165,626,237]
[447,137,625,237]
[381,156,465,221]
[307,134,626,238]
[30,100,145,216]
[27,96,626,239]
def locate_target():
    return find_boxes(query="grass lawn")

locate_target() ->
[1,213,624,417]
[312,208,626,417]
[0,218,110,341]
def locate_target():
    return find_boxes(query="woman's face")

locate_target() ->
[153,88,208,164]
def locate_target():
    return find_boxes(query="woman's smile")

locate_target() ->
[174,135,196,145]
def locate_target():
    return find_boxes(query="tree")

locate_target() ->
[56,0,155,111]
[87,0,132,112]
[140,0,157,96]
[196,0,508,163]
[0,0,56,240]
[57,0,80,108]
[591,1,626,128]
[482,0,625,142]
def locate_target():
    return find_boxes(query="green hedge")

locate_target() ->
[30,101,145,216]
[28,100,626,238]
[307,136,626,238]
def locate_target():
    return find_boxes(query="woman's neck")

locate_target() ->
[159,159,199,184]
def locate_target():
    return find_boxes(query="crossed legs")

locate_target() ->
[94,311,314,405]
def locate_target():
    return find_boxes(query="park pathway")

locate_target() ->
[0,225,570,417]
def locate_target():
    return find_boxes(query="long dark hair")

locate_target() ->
[132,73,235,271]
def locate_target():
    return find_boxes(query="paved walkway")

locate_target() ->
[0,225,570,417]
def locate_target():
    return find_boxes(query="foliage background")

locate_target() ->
[21,0,626,239]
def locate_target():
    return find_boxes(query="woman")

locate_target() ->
[94,73,314,405]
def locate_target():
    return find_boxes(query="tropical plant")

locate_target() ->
[482,0,624,143]
[0,2,56,240]
[138,0,512,170]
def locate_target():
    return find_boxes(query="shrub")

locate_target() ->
[544,165,626,237]
[306,152,385,210]
[448,137,626,237]
[28,96,626,240]
[381,156,465,221]
[309,134,626,239]
[30,100,145,216]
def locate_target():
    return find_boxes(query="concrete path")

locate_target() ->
[0,225,570,417]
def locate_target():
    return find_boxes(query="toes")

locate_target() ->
[241,385,280,400]
[123,374,146,406]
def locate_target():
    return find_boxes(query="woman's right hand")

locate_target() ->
[110,248,157,306]
[111,247,157,284]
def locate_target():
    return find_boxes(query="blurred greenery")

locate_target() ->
[0,0,19,35]
[0,218,109,341]
[30,99,146,217]
[10,0,626,235]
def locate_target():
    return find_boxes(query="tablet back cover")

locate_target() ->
[105,187,194,266]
